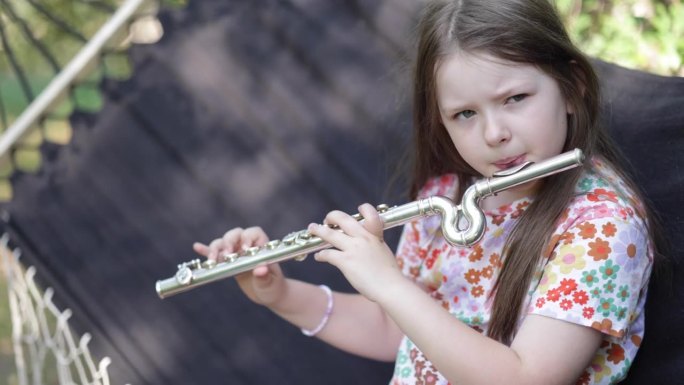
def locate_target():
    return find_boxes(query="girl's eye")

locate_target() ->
[507,94,527,103]
[454,110,476,120]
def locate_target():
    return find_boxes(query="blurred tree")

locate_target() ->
[557,0,684,76]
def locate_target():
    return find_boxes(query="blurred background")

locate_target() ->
[0,0,681,384]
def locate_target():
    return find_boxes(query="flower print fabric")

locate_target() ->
[390,158,653,385]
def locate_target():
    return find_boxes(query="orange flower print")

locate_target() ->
[577,222,597,239]
[510,201,530,219]
[602,222,617,237]
[587,188,619,203]
[471,285,484,298]
[510,209,523,219]
[481,265,494,279]
[576,371,591,385]
[489,253,503,268]
[559,232,575,245]
[409,266,421,278]
[544,235,561,258]
[464,269,481,285]
[423,370,439,385]
[491,214,506,226]
[631,335,642,347]
[592,319,615,335]
[469,244,483,262]
[536,298,546,308]
[582,307,595,319]
[588,238,611,261]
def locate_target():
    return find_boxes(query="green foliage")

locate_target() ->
[556,0,684,76]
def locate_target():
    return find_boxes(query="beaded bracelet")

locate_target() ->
[301,285,333,337]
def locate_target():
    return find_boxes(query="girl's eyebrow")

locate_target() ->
[490,78,535,99]
[440,80,532,113]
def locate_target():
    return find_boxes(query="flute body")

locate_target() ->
[156,149,585,299]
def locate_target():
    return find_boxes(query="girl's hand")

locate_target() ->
[308,203,405,302]
[193,227,287,307]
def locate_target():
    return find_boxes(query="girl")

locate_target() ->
[194,0,663,383]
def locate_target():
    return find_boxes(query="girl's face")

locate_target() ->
[436,51,571,194]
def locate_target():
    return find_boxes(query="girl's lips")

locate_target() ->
[494,155,525,170]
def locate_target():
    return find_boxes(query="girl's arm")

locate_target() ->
[269,278,405,361]
[195,226,404,362]
[378,276,602,384]
[309,203,603,385]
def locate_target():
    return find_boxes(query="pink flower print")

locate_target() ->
[575,203,615,222]
[592,203,616,220]
[466,299,481,313]
[456,248,469,258]
[552,244,587,274]
[590,355,613,383]
[440,254,465,281]
[537,270,558,294]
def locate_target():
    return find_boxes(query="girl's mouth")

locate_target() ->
[494,155,526,170]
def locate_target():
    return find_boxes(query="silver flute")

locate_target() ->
[156,149,584,298]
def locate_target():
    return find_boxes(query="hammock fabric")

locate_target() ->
[2,1,682,384]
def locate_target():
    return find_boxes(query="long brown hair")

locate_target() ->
[410,0,666,344]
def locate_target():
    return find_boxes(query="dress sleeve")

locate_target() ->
[528,200,653,338]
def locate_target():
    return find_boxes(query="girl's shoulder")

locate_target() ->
[417,174,459,199]
[564,157,648,229]
[575,158,643,207]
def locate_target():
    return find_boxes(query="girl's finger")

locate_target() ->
[221,227,244,253]
[193,242,209,257]
[313,248,345,266]
[308,222,349,249]
[208,238,225,261]
[324,210,366,237]
[241,227,269,249]
[358,203,384,240]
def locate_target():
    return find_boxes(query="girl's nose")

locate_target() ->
[483,115,511,146]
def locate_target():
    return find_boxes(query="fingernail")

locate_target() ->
[307,223,317,232]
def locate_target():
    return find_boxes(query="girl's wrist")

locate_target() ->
[300,285,333,337]
[372,272,413,306]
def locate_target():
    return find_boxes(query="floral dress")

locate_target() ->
[390,158,653,385]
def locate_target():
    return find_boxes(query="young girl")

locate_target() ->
[194,0,663,383]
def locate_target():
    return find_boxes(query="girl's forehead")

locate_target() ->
[435,52,545,97]
[437,51,540,79]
